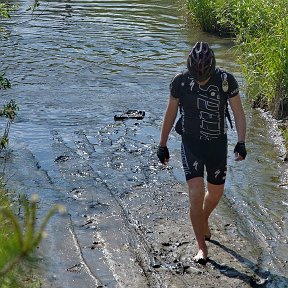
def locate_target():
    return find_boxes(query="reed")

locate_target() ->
[0,188,65,287]
[187,0,288,118]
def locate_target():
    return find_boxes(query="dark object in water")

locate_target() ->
[114,110,145,121]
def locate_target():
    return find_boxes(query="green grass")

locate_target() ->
[0,183,65,287]
[187,0,288,118]
[0,189,41,287]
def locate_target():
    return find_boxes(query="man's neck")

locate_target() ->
[197,77,210,86]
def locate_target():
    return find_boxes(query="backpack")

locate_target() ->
[175,69,233,135]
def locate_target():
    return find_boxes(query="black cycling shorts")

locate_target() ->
[181,134,227,185]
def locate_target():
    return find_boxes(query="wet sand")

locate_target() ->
[2,113,287,287]
[38,177,283,288]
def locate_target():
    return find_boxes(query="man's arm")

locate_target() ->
[159,96,179,147]
[229,94,247,160]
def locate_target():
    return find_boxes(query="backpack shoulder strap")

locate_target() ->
[219,69,233,128]
[177,72,185,113]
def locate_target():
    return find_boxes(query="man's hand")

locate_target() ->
[234,141,247,161]
[157,146,170,164]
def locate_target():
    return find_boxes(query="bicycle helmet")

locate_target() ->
[187,42,216,81]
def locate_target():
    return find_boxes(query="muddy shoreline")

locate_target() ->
[2,108,287,287]
[38,179,281,288]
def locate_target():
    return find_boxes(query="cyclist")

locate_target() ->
[157,42,247,264]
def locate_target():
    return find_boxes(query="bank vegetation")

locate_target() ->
[187,0,288,143]
[0,190,64,287]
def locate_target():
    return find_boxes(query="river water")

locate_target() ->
[0,1,287,287]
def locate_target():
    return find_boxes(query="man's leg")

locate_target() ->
[203,182,225,239]
[187,177,207,261]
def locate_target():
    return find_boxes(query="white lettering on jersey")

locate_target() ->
[189,79,195,91]
[197,84,222,139]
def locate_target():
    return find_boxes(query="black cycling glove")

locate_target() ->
[157,146,170,164]
[234,141,247,159]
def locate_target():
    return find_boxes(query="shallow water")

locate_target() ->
[0,0,287,287]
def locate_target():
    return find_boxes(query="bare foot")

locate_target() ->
[193,246,208,265]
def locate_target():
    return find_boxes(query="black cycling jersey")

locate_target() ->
[170,68,239,141]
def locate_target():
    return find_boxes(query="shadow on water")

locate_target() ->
[208,239,288,288]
